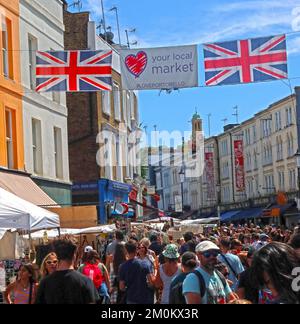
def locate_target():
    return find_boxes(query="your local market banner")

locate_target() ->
[120,45,198,90]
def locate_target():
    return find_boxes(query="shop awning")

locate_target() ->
[221,210,241,222]
[0,171,56,207]
[231,208,263,221]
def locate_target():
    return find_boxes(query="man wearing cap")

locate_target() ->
[183,241,236,304]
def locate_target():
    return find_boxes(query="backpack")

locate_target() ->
[82,263,104,289]
[169,271,206,305]
[169,270,228,304]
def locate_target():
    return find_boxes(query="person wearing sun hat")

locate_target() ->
[162,244,180,259]
[155,244,181,304]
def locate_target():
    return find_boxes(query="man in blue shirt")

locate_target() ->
[183,241,236,304]
[218,238,244,292]
[119,240,154,304]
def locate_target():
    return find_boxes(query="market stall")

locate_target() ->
[0,188,60,232]
[0,188,60,303]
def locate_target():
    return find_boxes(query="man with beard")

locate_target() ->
[182,241,237,304]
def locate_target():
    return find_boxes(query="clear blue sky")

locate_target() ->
[71,0,300,138]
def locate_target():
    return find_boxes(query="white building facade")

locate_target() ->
[20,0,71,205]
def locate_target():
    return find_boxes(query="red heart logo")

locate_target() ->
[125,51,147,78]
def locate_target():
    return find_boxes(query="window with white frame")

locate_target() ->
[247,180,253,197]
[254,177,259,195]
[289,169,296,190]
[222,161,230,179]
[254,149,258,169]
[245,129,251,146]
[113,83,121,121]
[130,91,135,121]
[222,186,230,202]
[261,119,272,138]
[275,111,282,131]
[287,133,294,157]
[104,137,113,180]
[156,173,162,189]
[163,172,170,187]
[245,152,252,171]
[32,118,43,175]
[252,125,257,143]
[5,109,15,169]
[102,91,111,116]
[28,35,37,89]
[126,92,131,128]
[49,48,61,103]
[263,143,272,165]
[276,136,283,160]
[286,107,293,127]
[221,140,228,156]
[54,127,63,179]
[278,170,285,191]
[264,174,274,194]
[263,144,272,165]
[115,139,122,181]
[122,90,127,123]
[1,16,10,78]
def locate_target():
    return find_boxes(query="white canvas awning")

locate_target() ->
[75,225,116,235]
[180,217,220,225]
[0,188,60,232]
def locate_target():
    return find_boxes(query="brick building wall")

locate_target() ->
[64,11,100,183]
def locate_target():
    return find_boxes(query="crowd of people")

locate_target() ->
[2,222,300,304]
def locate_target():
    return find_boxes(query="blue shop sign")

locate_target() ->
[72,181,98,192]
[98,179,132,224]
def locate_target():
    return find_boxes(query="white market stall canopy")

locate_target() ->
[180,217,220,225]
[0,188,60,231]
[144,217,181,223]
[23,228,79,240]
[75,224,116,235]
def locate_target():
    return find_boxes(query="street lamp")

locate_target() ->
[179,166,185,212]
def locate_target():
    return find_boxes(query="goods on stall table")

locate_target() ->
[0,259,23,304]
[167,229,184,241]
[180,224,204,235]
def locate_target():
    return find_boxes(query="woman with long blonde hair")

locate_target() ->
[40,252,58,279]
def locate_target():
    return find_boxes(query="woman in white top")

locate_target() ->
[154,244,181,304]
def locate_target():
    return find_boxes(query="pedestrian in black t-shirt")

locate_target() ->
[119,240,154,304]
[35,239,100,304]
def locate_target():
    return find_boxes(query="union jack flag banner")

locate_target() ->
[36,50,113,92]
[204,35,288,86]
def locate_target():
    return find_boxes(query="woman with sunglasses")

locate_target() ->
[40,253,58,279]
